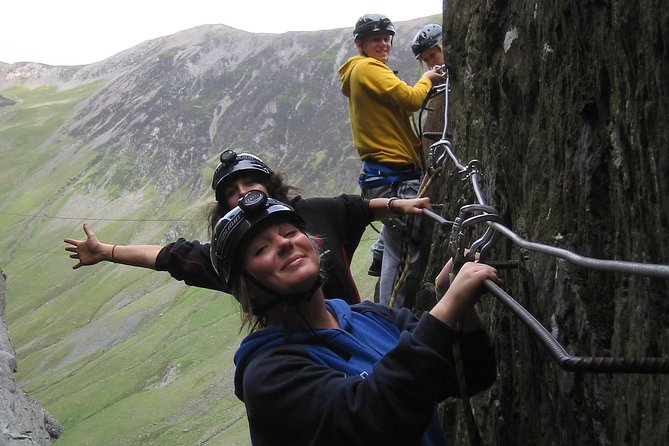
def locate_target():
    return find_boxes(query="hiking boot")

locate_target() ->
[367,257,382,277]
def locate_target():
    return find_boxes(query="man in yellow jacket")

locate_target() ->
[338,13,443,308]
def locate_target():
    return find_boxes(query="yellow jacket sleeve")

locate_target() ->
[341,57,432,167]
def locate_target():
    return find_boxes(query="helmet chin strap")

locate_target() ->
[247,271,351,360]
[242,271,324,316]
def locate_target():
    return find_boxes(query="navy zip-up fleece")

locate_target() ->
[234,299,496,446]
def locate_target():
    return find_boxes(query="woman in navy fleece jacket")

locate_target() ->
[210,190,499,446]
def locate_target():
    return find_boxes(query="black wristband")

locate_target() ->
[387,197,401,215]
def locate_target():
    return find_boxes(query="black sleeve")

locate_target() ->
[334,194,374,260]
[154,238,228,292]
[291,195,374,304]
[410,315,497,398]
[242,309,496,446]
[358,301,497,397]
[299,194,373,262]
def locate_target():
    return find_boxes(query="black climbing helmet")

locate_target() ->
[353,13,396,40]
[211,150,274,203]
[411,24,443,59]
[210,190,305,285]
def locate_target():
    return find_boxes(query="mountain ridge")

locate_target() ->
[0,17,426,444]
[1,19,433,205]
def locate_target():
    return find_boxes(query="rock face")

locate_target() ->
[0,273,62,445]
[415,0,668,444]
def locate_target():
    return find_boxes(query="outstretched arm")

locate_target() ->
[368,197,432,220]
[64,223,162,270]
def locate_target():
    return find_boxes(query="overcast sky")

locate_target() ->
[2,0,442,66]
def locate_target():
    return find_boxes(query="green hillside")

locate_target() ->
[1,80,377,445]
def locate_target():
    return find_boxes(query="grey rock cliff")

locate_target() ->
[415,0,668,444]
[1,273,62,445]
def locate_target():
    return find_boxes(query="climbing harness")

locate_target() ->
[358,160,423,190]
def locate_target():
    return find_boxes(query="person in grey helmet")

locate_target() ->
[338,13,444,309]
[412,23,446,71]
[65,149,432,305]
[211,189,499,446]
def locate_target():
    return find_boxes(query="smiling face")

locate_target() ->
[357,31,393,63]
[242,222,321,295]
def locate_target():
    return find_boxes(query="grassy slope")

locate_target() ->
[0,84,378,445]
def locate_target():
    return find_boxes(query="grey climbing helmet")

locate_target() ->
[354,13,396,40]
[411,24,443,59]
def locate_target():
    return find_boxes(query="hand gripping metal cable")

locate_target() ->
[447,202,507,446]
[421,137,669,374]
[387,69,452,308]
[389,70,480,307]
[413,69,488,446]
[423,153,669,446]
